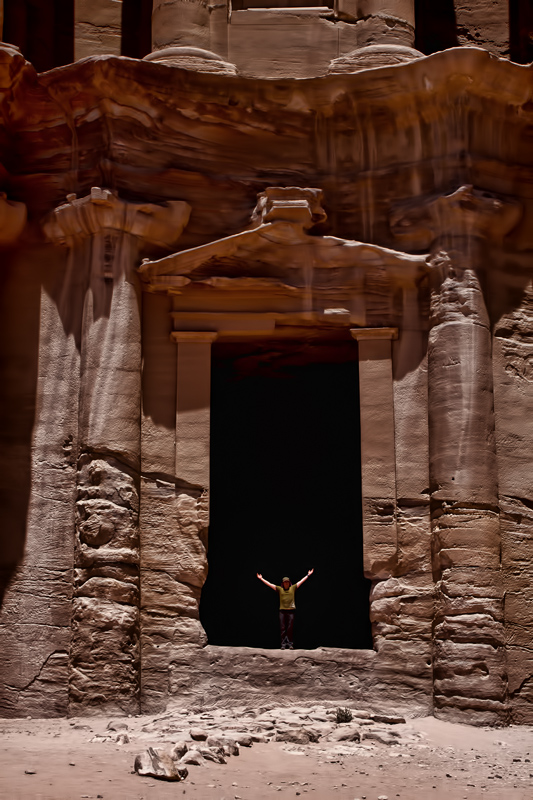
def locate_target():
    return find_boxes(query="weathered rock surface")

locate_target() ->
[0,14,532,729]
[134,747,188,781]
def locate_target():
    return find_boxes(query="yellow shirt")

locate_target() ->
[276,584,296,610]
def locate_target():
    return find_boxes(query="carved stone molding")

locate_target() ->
[43,187,191,249]
[171,331,218,344]
[350,327,398,342]
[141,187,428,335]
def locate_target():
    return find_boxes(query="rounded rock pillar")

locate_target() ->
[43,189,190,715]
[328,0,422,73]
[337,0,416,47]
[152,0,210,51]
[392,185,522,725]
[149,0,234,71]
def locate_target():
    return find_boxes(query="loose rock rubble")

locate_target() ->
[134,746,189,781]
[132,703,422,782]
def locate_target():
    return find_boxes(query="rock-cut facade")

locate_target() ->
[0,0,533,726]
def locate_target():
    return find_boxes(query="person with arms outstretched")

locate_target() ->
[257,569,314,649]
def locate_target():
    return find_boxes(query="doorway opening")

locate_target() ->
[3,0,74,71]
[200,340,372,651]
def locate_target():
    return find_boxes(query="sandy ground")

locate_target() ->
[1,707,533,800]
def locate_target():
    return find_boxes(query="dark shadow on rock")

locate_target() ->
[0,245,41,609]
[201,340,372,651]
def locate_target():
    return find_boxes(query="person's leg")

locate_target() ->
[279,610,287,649]
[286,610,295,649]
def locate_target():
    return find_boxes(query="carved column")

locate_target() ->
[75,0,122,61]
[147,0,236,73]
[44,188,190,714]
[351,328,399,582]
[140,330,216,710]
[152,0,210,51]
[392,185,521,724]
[336,1,416,48]
[173,332,217,490]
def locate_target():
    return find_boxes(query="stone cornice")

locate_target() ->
[42,188,191,248]
[171,331,219,344]
[140,187,429,289]
[350,327,398,341]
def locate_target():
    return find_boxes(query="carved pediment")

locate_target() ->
[139,188,429,336]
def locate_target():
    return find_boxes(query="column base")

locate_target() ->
[328,44,423,74]
[144,47,238,75]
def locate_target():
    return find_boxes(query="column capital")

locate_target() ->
[43,187,191,249]
[171,331,218,344]
[390,185,522,250]
[0,192,26,246]
[351,327,398,341]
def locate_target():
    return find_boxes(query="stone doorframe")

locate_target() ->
[169,323,399,586]
[141,318,434,715]
[350,327,399,579]
[138,186,433,713]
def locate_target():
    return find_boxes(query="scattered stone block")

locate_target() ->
[107,720,128,732]
[190,727,208,741]
[134,747,188,781]
[208,735,240,756]
[275,729,320,745]
[179,749,205,766]
[371,714,406,725]
[170,741,188,760]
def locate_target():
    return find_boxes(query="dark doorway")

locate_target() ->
[509,0,533,64]
[122,0,153,59]
[3,0,74,71]
[200,340,372,651]
[414,0,458,55]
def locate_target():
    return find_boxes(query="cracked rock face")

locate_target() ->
[0,33,532,727]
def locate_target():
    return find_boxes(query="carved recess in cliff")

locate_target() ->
[137,187,437,713]
[0,192,27,610]
[392,185,522,725]
[43,189,191,714]
[0,37,533,722]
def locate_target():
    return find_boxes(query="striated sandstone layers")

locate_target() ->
[0,40,532,725]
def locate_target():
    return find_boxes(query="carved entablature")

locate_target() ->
[0,192,27,246]
[139,187,430,339]
[43,187,191,249]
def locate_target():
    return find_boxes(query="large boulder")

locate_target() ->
[134,748,188,781]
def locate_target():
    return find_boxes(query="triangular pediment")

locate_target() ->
[139,188,429,336]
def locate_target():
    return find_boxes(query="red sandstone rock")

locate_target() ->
[0,7,532,731]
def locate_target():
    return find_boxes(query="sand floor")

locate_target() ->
[1,710,532,800]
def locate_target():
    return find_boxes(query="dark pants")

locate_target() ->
[279,610,295,649]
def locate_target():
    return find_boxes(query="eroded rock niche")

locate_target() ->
[0,5,532,726]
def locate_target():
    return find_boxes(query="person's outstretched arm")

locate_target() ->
[257,573,276,590]
[296,568,314,588]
